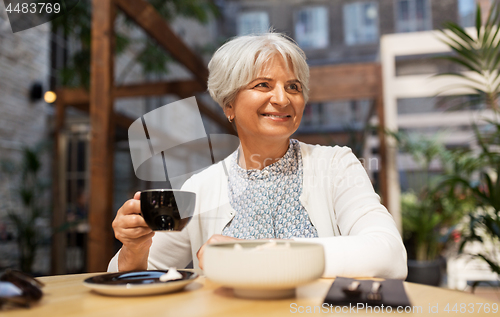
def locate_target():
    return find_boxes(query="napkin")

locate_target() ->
[323,277,412,308]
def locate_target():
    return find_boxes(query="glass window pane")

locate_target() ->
[363,3,377,26]
[343,4,356,45]
[237,12,269,35]
[295,7,328,48]
[398,0,410,21]
[458,0,476,27]
[415,0,426,20]
[343,2,378,45]
[77,140,86,172]
[396,0,431,32]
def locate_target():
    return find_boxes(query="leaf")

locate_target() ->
[436,56,481,74]
[452,48,481,69]
[115,32,131,55]
[434,72,486,86]
[476,3,482,40]
[477,254,500,275]
[136,40,173,75]
[441,22,475,44]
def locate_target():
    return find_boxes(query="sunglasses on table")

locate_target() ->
[0,269,44,309]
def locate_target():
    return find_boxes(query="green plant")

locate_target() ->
[400,192,440,261]
[437,2,500,110]
[51,0,220,88]
[391,132,472,261]
[439,120,500,275]
[435,2,500,275]
[1,144,50,273]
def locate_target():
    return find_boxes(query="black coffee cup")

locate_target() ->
[140,189,196,231]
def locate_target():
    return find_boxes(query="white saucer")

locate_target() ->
[83,270,198,296]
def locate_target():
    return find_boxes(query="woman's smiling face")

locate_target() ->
[227,54,305,145]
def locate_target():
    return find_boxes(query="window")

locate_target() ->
[298,100,372,131]
[458,0,476,28]
[294,7,329,49]
[301,103,325,128]
[237,12,269,35]
[343,2,379,45]
[395,0,432,33]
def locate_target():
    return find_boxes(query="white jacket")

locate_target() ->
[109,142,407,279]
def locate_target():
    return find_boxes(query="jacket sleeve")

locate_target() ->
[108,179,194,272]
[297,147,407,279]
[107,228,192,272]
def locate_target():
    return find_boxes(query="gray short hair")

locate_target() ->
[207,33,310,110]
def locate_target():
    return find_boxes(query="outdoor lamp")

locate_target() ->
[44,91,57,104]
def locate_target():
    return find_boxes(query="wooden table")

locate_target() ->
[3,273,499,316]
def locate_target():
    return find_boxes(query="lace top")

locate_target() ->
[222,139,318,239]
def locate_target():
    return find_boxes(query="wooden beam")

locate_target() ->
[374,65,389,208]
[50,89,67,275]
[88,0,116,272]
[70,102,134,131]
[114,80,205,98]
[58,81,234,132]
[114,0,208,85]
[60,80,205,104]
[199,99,235,134]
[309,63,381,102]
[175,90,235,134]
[59,87,90,106]
[112,0,231,131]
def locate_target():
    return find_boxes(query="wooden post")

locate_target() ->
[51,90,67,275]
[88,0,116,272]
[375,66,389,208]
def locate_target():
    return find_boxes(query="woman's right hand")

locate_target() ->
[112,191,155,271]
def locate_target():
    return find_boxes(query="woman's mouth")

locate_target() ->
[261,114,291,118]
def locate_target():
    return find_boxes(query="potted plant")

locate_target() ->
[1,144,50,274]
[435,2,500,279]
[391,132,473,285]
[438,121,500,280]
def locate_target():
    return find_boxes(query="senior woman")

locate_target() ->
[109,33,407,279]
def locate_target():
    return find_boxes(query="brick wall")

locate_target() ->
[0,10,51,272]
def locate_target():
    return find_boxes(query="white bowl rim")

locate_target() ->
[206,240,325,249]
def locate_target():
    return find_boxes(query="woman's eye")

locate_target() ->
[255,82,269,88]
[287,83,301,91]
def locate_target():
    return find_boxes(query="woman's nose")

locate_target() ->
[270,85,290,107]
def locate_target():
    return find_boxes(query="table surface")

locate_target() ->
[2,273,499,316]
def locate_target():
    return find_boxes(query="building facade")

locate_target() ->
[218,0,475,65]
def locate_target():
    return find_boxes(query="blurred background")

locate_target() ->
[0,0,498,299]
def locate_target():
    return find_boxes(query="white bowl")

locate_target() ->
[203,240,325,299]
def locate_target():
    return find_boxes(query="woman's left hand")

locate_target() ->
[197,234,241,270]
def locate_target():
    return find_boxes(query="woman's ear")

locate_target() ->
[224,104,235,122]
[225,104,234,115]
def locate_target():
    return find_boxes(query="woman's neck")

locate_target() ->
[238,138,290,170]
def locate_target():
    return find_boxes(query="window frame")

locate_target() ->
[394,0,433,33]
[343,1,380,46]
[236,11,270,36]
[294,6,329,49]
[458,0,476,28]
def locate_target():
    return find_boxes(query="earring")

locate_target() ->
[227,116,233,123]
